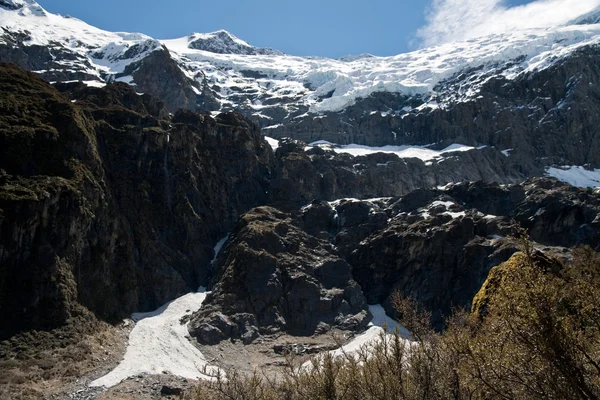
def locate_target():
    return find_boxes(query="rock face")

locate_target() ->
[127,48,205,113]
[190,178,600,340]
[0,64,273,339]
[189,206,369,345]
[345,179,600,328]
[1,62,599,345]
[1,2,600,179]
[269,138,530,203]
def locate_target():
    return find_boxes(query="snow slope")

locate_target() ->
[89,234,234,388]
[2,1,600,117]
[89,289,219,388]
[306,305,412,365]
[546,166,600,187]
[163,23,600,115]
[0,0,162,80]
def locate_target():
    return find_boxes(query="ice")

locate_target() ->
[546,165,600,187]
[89,289,219,388]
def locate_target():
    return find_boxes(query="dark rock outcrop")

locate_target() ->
[0,64,273,339]
[189,206,369,344]
[128,48,220,113]
[343,179,600,328]
[191,177,600,340]
[269,138,528,203]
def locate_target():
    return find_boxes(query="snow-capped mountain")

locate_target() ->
[2,1,598,113]
[185,30,282,56]
[2,0,600,173]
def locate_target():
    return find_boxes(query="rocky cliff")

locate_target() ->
[189,206,370,345]
[2,62,599,343]
[0,63,273,339]
[2,1,600,179]
[2,60,599,346]
[190,178,600,338]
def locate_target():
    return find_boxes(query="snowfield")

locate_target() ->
[89,289,220,388]
[306,141,479,162]
[90,234,232,388]
[305,305,412,367]
[546,166,600,187]
[3,1,600,118]
[264,136,280,151]
[163,24,600,115]
[266,136,480,162]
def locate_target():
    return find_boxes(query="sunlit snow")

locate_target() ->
[546,166,600,187]
[89,289,219,388]
[3,1,600,116]
[307,141,477,162]
[309,305,412,364]
[264,136,280,151]
[90,235,232,388]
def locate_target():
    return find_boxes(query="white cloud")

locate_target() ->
[417,0,600,47]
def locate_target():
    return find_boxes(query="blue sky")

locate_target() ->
[36,0,541,58]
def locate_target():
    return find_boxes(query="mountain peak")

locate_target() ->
[186,30,283,56]
[0,0,45,16]
[0,0,37,9]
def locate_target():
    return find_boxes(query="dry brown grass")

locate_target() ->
[0,314,128,400]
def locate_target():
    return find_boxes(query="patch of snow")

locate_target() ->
[90,289,219,388]
[58,80,106,88]
[210,234,230,267]
[115,75,134,84]
[264,136,279,151]
[501,148,514,157]
[364,197,393,203]
[308,140,335,146]
[546,165,600,188]
[437,182,454,190]
[444,211,466,219]
[328,198,361,206]
[262,124,282,130]
[417,200,466,219]
[430,200,455,208]
[319,305,411,363]
[306,142,477,162]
